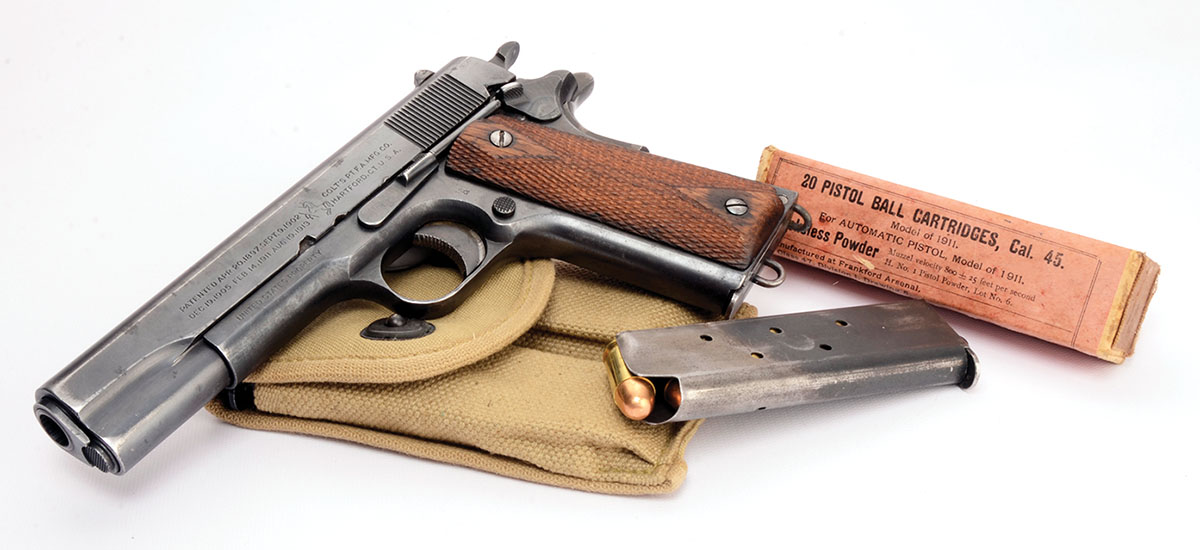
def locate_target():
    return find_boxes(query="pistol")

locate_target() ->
[33,42,808,475]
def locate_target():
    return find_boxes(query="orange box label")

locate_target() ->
[759,148,1156,362]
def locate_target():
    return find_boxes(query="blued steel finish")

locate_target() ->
[33,43,803,475]
[609,301,977,424]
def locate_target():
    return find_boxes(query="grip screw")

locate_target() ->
[489,129,513,148]
[725,197,749,216]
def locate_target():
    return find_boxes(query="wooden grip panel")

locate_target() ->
[446,115,783,268]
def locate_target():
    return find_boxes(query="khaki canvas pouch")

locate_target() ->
[207,260,754,494]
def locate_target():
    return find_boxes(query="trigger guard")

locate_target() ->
[358,244,509,321]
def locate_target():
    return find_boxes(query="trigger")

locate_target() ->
[386,222,485,276]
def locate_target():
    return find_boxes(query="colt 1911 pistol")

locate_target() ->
[33,42,808,475]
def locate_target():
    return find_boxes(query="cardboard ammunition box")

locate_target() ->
[758,147,1158,363]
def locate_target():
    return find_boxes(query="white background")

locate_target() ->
[2,1,1196,548]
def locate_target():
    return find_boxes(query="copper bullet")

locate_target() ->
[664,379,682,409]
[615,377,656,421]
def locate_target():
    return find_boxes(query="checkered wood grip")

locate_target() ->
[445,115,783,269]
